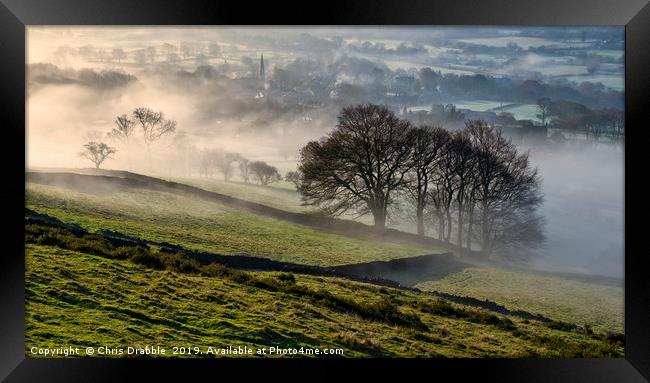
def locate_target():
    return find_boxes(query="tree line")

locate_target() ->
[195,149,281,186]
[298,104,545,259]
[536,98,624,142]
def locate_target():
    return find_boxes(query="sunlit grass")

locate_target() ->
[26,183,439,266]
[416,267,623,333]
[25,243,622,358]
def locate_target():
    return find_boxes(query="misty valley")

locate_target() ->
[25,26,624,358]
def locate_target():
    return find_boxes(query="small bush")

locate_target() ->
[334,331,382,351]
[545,320,576,332]
[130,253,163,269]
[532,335,622,357]
[603,332,625,346]
[277,273,296,284]
[159,253,201,274]
[416,299,516,332]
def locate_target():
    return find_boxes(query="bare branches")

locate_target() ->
[108,114,136,143]
[298,104,414,230]
[132,107,177,148]
[297,105,545,259]
[78,141,116,169]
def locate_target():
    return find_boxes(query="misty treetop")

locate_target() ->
[298,104,544,260]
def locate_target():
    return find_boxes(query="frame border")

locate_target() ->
[1,0,648,381]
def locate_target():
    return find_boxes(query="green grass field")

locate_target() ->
[167,177,309,213]
[25,174,625,350]
[165,176,375,225]
[25,243,622,358]
[416,267,623,333]
[26,182,438,266]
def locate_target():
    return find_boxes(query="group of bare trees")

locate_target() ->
[298,104,544,259]
[536,98,624,142]
[195,149,281,186]
[79,107,177,170]
[77,106,285,185]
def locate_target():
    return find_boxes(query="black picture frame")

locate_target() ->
[1,0,648,381]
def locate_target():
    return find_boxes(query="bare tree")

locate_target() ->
[180,41,194,59]
[132,107,177,172]
[133,50,147,65]
[428,138,458,242]
[196,149,216,178]
[448,131,478,248]
[536,97,552,126]
[465,120,544,258]
[298,104,414,230]
[207,43,221,57]
[250,161,280,186]
[79,141,116,169]
[214,152,239,181]
[406,125,450,236]
[108,114,136,170]
[160,43,177,56]
[285,170,302,189]
[111,48,126,63]
[238,156,251,183]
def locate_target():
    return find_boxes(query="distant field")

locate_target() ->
[489,103,541,122]
[453,100,507,112]
[416,267,623,333]
[26,183,437,266]
[25,243,622,358]
[566,74,624,90]
[458,36,558,49]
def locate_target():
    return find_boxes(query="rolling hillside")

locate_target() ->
[25,236,622,358]
[25,169,624,339]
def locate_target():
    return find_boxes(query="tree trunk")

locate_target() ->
[457,202,464,247]
[445,210,451,242]
[373,210,386,230]
[481,201,490,257]
[416,201,425,237]
[466,204,474,250]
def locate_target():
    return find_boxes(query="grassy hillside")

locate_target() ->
[168,177,309,213]
[26,183,439,266]
[416,267,623,333]
[25,174,624,339]
[25,241,623,358]
[166,176,375,226]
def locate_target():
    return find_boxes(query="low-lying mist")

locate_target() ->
[27,67,330,173]
[525,141,624,279]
